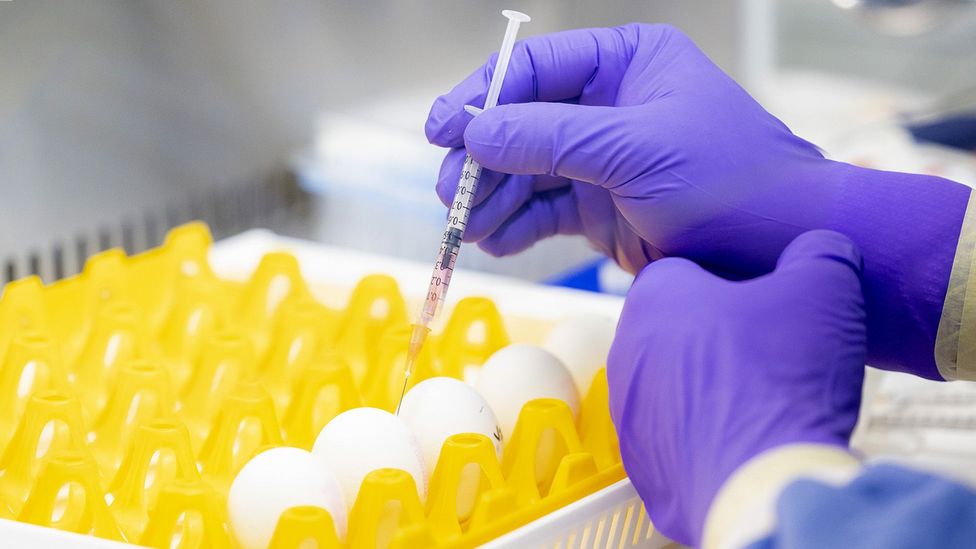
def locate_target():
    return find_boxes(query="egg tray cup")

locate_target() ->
[0,222,627,548]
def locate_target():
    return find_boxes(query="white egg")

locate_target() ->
[399,377,503,470]
[475,344,580,440]
[312,407,426,508]
[543,314,617,397]
[475,344,581,484]
[398,377,502,520]
[228,447,347,549]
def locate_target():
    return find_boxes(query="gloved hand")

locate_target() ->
[425,24,970,379]
[607,230,868,547]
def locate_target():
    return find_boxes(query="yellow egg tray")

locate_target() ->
[0,222,625,548]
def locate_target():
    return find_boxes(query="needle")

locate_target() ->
[395,324,430,415]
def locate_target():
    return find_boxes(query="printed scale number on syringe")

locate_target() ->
[422,155,483,322]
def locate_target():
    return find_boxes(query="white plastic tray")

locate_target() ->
[485,479,675,549]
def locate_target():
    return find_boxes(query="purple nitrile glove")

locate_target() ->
[607,230,868,546]
[425,24,971,380]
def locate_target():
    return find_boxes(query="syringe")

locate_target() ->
[395,9,530,414]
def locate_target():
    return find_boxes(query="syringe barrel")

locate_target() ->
[415,10,527,329]
[424,154,481,322]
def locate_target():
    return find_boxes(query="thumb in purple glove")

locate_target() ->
[607,230,867,546]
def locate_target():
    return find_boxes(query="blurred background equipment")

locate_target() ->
[0,1,743,286]
[5,0,973,289]
[828,0,976,36]
[0,1,964,275]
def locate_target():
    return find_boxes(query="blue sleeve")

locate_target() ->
[744,464,976,549]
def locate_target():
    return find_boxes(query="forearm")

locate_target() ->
[823,162,971,379]
[706,453,976,549]
[702,444,861,549]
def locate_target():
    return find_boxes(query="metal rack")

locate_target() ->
[1,170,311,285]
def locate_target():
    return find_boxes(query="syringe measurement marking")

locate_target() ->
[420,157,481,323]
[446,157,482,232]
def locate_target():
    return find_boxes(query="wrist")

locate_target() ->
[820,161,970,378]
[702,443,862,549]
[684,430,854,548]
[935,190,976,380]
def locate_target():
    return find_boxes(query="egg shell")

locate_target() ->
[474,344,580,440]
[398,377,503,520]
[399,376,503,471]
[228,447,347,549]
[543,314,616,397]
[312,407,426,508]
